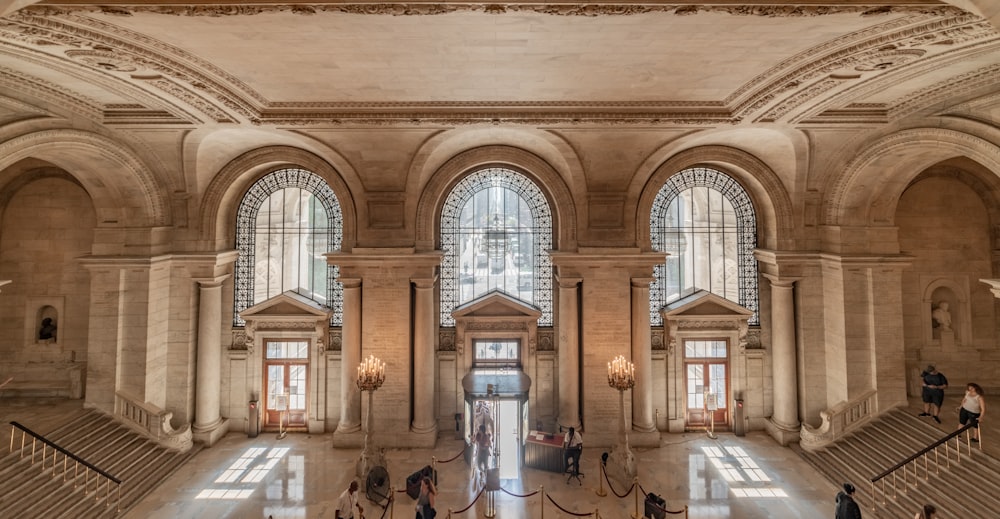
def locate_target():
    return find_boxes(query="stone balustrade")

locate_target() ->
[114,390,193,452]
[799,389,878,452]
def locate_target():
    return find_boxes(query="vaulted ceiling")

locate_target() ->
[1,1,998,129]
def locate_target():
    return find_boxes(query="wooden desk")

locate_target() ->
[524,430,565,473]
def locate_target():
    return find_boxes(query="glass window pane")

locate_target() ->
[234,168,343,326]
[266,341,309,359]
[650,167,758,326]
[440,167,552,327]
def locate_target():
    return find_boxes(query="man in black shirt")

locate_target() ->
[835,482,862,519]
[919,364,948,424]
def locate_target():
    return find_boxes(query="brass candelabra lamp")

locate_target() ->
[357,354,386,478]
[608,354,636,448]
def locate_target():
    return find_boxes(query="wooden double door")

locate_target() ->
[264,340,309,431]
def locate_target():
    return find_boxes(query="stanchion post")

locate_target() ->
[389,485,394,519]
[540,485,545,519]
[595,461,607,497]
[684,504,689,518]
[632,476,640,519]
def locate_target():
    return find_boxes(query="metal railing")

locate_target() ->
[869,422,983,509]
[8,421,122,512]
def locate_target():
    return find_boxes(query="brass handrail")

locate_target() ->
[8,421,122,512]
[868,422,982,509]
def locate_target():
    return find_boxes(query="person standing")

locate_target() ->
[919,365,948,424]
[415,476,437,519]
[957,382,986,442]
[336,480,363,519]
[914,503,937,519]
[474,424,492,479]
[835,482,863,519]
[563,426,583,474]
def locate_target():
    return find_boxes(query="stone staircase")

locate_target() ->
[0,408,201,518]
[795,407,1000,518]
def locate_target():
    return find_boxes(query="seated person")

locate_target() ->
[563,426,583,473]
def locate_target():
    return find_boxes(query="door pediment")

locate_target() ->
[660,290,752,350]
[661,290,753,320]
[239,291,332,333]
[452,290,541,320]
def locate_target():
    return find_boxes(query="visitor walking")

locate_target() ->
[415,476,437,519]
[919,365,948,424]
[835,482,863,519]
[957,382,986,442]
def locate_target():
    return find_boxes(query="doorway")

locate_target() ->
[470,397,523,481]
[263,340,309,431]
[683,339,729,431]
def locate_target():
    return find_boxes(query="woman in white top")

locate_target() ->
[957,382,986,442]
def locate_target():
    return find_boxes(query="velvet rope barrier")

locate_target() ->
[448,486,485,515]
[374,489,393,519]
[638,483,688,516]
[600,462,636,499]
[544,493,595,517]
[499,486,540,498]
[437,443,469,463]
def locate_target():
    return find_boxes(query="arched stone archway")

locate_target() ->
[0,129,169,230]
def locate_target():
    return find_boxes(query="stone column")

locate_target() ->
[193,276,230,446]
[411,276,437,436]
[557,275,581,430]
[763,274,800,444]
[337,278,362,434]
[630,277,656,433]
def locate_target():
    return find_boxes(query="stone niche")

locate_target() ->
[1,295,84,399]
[921,276,968,351]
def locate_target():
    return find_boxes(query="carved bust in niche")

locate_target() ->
[932,302,952,331]
[39,317,57,341]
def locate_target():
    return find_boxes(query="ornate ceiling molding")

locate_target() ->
[19,4,971,19]
[799,40,1000,123]
[0,63,101,119]
[734,13,991,122]
[3,3,989,126]
[5,10,254,122]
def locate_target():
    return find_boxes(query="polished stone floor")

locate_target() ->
[2,394,995,519]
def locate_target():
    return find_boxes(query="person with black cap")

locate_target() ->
[835,482,863,519]
[919,364,948,424]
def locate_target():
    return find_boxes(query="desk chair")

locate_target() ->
[565,447,583,485]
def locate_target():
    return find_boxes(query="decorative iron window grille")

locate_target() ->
[650,167,758,325]
[440,167,553,326]
[234,168,343,327]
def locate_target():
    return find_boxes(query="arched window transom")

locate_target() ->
[650,167,758,325]
[234,168,343,326]
[440,167,553,326]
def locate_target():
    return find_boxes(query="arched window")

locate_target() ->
[650,167,758,325]
[440,167,553,326]
[234,168,343,326]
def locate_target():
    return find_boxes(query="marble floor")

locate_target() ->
[2,394,995,519]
